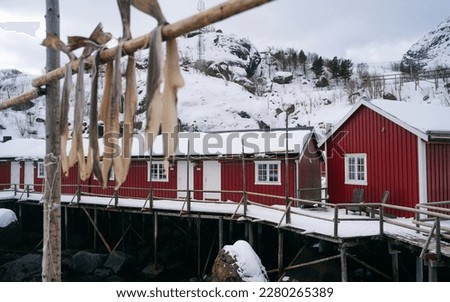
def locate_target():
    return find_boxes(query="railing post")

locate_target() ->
[186,141,191,214]
[114,190,119,207]
[379,204,384,237]
[436,217,441,262]
[26,184,30,198]
[333,206,339,237]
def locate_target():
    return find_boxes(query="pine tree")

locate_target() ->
[311,56,324,78]
[327,56,341,83]
[340,59,354,84]
[299,50,307,76]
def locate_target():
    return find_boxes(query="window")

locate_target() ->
[148,162,167,182]
[37,162,45,178]
[345,154,367,185]
[255,161,280,185]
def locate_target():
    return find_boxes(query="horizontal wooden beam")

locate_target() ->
[0,0,275,111]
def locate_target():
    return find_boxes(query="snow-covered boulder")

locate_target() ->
[212,240,268,282]
[0,209,17,228]
[273,71,293,84]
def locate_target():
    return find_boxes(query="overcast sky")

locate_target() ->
[0,0,449,75]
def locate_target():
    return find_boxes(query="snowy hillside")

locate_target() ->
[401,16,450,71]
[1,28,450,142]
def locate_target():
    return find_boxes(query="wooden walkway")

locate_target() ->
[2,188,450,260]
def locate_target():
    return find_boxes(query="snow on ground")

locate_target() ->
[222,240,268,282]
[0,208,17,228]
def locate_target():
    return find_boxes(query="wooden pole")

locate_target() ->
[218,216,224,249]
[428,260,438,282]
[0,0,275,111]
[153,212,158,267]
[340,244,348,282]
[277,229,284,277]
[42,0,61,282]
[416,257,424,282]
[197,216,201,279]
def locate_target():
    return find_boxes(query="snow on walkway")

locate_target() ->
[3,189,450,257]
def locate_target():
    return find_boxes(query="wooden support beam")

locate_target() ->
[197,216,201,279]
[416,257,424,282]
[81,207,112,253]
[428,260,438,282]
[0,0,275,111]
[153,212,158,267]
[340,245,348,282]
[347,254,392,281]
[278,229,284,277]
[218,217,224,249]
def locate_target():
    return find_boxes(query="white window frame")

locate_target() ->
[37,162,45,178]
[344,153,367,185]
[148,161,168,182]
[255,160,281,185]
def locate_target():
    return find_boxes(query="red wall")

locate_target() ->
[427,143,450,202]
[327,106,419,217]
[0,162,10,190]
[220,159,297,206]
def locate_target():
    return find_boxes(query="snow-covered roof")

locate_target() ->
[0,128,314,160]
[320,99,450,145]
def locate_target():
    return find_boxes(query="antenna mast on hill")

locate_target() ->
[197,0,205,62]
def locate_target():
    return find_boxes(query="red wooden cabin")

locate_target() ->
[0,128,323,207]
[320,99,450,217]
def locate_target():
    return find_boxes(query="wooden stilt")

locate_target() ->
[64,206,68,249]
[416,257,423,282]
[248,222,254,247]
[121,210,126,251]
[278,229,284,277]
[218,217,224,249]
[197,217,201,279]
[340,245,348,282]
[153,212,158,267]
[428,260,438,282]
[228,220,233,243]
[93,208,98,252]
[391,252,399,282]
[257,223,262,253]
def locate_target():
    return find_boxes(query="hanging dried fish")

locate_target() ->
[115,53,137,190]
[86,50,104,186]
[68,56,88,180]
[60,63,73,177]
[40,33,77,178]
[101,44,123,188]
[68,23,112,56]
[144,26,163,153]
[161,38,184,172]
[41,32,77,61]
[131,0,167,25]
[98,61,114,187]
[116,0,167,42]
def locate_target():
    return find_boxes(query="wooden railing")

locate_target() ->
[2,183,449,259]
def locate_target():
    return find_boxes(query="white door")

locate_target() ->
[203,161,221,200]
[24,161,34,190]
[177,161,194,199]
[11,161,20,188]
